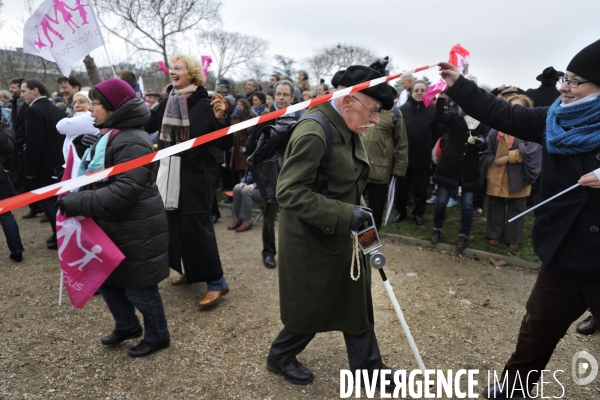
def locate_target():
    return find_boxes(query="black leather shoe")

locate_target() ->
[361,366,398,390]
[10,252,23,262]
[101,325,143,346]
[576,315,597,335]
[128,338,170,357]
[267,358,314,385]
[430,230,441,245]
[263,255,276,269]
[482,382,514,399]
[22,210,41,219]
[457,235,468,252]
[46,234,58,250]
[392,213,406,223]
[414,214,424,226]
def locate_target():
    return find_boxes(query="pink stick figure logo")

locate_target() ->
[32,0,92,49]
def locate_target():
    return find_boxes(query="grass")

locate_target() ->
[218,184,541,263]
[379,185,541,263]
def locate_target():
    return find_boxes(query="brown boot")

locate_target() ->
[576,315,597,335]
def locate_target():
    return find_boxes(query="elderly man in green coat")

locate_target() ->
[266,66,398,386]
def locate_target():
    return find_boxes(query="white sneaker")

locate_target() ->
[447,198,457,207]
[426,196,437,204]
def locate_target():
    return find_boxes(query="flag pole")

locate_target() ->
[102,44,117,77]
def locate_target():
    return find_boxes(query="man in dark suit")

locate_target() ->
[21,79,66,248]
[525,66,562,107]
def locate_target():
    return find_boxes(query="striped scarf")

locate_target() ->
[160,85,197,147]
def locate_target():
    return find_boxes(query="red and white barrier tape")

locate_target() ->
[0,63,437,214]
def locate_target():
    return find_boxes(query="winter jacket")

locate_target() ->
[361,108,408,184]
[432,98,488,190]
[276,101,371,336]
[400,97,441,169]
[61,96,169,288]
[447,75,600,276]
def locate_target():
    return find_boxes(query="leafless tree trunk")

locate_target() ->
[93,0,222,84]
[199,29,268,82]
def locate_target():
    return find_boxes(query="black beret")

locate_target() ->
[567,39,600,86]
[331,65,395,110]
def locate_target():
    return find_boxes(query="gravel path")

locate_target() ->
[1,207,598,399]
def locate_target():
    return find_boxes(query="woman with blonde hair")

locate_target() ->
[145,54,233,308]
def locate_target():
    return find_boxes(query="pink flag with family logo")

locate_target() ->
[56,148,124,308]
[22,0,105,77]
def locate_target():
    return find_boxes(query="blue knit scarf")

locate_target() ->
[545,95,600,154]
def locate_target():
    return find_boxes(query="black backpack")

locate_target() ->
[246,113,333,203]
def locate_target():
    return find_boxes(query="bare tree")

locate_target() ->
[0,0,4,29]
[272,55,296,79]
[93,0,222,79]
[246,60,269,85]
[200,29,268,80]
[307,43,377,83]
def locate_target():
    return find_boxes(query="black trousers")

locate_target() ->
[262,201,277,257]
[395,167,429,217]
[26,175,56,234]
[366,183,388,231]
[268,266,383,372]
[502,268,600,391]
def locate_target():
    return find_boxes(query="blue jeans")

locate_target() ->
[99,285,170,343]
[207,276,228,291]
[433,184,475,237]
[0,182,24,254]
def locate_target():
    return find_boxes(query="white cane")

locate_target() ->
[508,167,600,223]
[352,216,427,373]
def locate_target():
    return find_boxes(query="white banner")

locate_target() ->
[23,0,105,77]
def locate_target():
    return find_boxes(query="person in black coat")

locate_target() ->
[430,92,488,251]
[393,80,441,225]
[439,38,600,399]
[145,54,232,308]
[21,79,66,248]
[59,78,170,358]
[525,66,562,107]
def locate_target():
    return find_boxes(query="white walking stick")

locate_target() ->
[508,167,600,223]
[352,217,427,373]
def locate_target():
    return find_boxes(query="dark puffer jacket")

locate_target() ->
[61,96,169,288]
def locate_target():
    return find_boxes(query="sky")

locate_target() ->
[2,0,599,90]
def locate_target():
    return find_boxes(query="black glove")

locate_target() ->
[81,133,99,148]
[350,206,372,232]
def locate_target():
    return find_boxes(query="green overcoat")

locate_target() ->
[276,101,371,336]
[361,110,409,184]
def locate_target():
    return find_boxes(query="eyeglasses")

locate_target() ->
[169,66,187,72]
[74,99,89,105]
[90,101,102,107]
[351,95,382,117]
[558,77,590,88]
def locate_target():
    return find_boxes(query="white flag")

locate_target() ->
[22,0,105,77]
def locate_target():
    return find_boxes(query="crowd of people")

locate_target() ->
[1,38,599,398]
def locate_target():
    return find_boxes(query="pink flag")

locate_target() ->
[201,55,213,81]
[423,44,471,107]
[449,43,470,74]
[56,148,125,308]
[423,79,448,107]
[23,0,105,77]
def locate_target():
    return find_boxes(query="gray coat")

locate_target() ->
[61,97,169,288]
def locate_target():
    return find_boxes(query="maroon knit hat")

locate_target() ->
[94,78,136,110]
